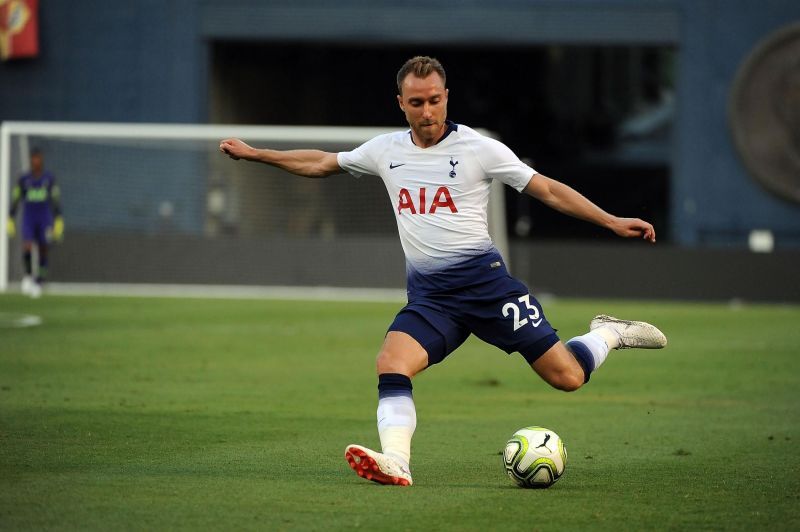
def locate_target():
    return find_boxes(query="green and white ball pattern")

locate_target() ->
[503,426,567,488]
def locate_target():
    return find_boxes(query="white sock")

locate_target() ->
[377,395,416,467]
[592,326,621,350]
[568,330,612,372]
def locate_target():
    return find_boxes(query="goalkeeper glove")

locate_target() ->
[6,218,15,238]
[52,216,64,242]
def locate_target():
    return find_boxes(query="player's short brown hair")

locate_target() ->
[396,56,446,95]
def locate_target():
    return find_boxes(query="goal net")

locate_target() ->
[0,122,508,296]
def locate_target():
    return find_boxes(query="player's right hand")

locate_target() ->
[6,218,15,238]
[219,138,253,161]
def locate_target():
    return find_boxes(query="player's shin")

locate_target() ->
[37,246,48,283]
[565,331,611,382]
[23,250,32,275]
[376,373,416,468]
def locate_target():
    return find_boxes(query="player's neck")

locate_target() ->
[411,123,448,148]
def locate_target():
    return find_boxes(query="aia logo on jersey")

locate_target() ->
[397,187,458,215]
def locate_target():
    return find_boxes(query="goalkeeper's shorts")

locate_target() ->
[21,215,52,243]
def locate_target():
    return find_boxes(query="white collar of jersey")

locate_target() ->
[408,120,458,147]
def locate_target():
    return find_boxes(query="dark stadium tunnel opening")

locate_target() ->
[210,41,674,242]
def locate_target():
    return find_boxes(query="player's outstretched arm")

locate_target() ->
[219,138,342,178]
[524,173,656,243]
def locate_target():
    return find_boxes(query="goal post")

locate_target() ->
[0,121,509,295]
[0,125,9,292]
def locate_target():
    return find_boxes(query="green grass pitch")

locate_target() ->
[1,294,798,530]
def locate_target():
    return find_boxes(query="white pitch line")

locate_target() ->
[40,283,408,303]
[0,313,43,328]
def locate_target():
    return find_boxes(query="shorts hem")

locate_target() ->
[387,310,448,366]
[518,333,560,365]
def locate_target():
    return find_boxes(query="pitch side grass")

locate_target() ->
[1,295,798,530]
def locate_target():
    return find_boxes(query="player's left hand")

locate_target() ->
[610,217,656,243]
[52,216,65,242]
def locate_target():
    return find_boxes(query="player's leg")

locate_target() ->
[531,337,619,391]
[465,274,665,390]
[344,331,427,486]
[20,218,36,294]
[375,330,429,377]
[21,241,34,292]
[26,222,49,298]
[36,240,48,286]
[374,330,427,468]
[374,311,467,467]
[530,342,587,391]
[345,309,468,486]
[532,317,667,390]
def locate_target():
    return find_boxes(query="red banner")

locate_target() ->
[0,0,39,61]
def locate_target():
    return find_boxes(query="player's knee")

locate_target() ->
[547,371,584,392]
[375,348,427,378]
[375,350,391,373]
[376,348,405,375]
[375,331,429,377]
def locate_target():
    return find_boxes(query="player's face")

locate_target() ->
[397,72,449,148]
[30,153,43,175]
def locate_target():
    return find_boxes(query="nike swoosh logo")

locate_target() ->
[389,163,406,169]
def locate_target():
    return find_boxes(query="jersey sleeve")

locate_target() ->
[49,178,63,217]
[9,178,23,216]
[476,137,536,192]
[336,134,387,178]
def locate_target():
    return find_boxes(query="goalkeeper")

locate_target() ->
[7,148,64,298]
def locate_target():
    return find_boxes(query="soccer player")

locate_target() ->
[219,56,667,487]
[7,148,64,298]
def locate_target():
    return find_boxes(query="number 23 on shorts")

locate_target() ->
[502,294,542,331]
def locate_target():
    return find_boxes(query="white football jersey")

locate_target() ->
[337,123,535,275]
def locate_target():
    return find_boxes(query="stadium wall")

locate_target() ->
[17,233,800,303]
[0,1,206,123]
[510,240,800,304]
[672,0,800,247]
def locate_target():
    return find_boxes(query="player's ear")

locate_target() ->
[397,94,404,111]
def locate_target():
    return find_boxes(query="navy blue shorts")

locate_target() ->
[388,274,559,366]
[22,214,52,244]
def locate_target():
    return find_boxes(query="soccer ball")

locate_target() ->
[503,426,567,488]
